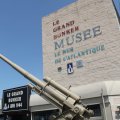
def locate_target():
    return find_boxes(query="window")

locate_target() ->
[0,117,4,120]
[113,0,120,24]
[0,115,5,120]
[33,109,59,120]
[87,104,101,117]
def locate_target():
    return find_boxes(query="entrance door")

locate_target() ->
[12,115,27,120]
[8,113,30,120]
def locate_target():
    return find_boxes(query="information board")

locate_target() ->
[2,85,31,112]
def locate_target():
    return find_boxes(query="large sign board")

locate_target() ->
[42,0,120,87]
[2,85,31,112]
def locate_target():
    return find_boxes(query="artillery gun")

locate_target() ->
[0,54,93,120]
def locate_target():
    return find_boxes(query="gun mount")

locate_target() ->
[0,54,93,120]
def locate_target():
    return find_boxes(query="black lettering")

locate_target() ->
[93,26,102,37]
[83,29,92,40]
[62,24,65,29]
[75,32,82,43]
[66,35,74,45]
[53,20,59,26]
[54,39,64,50]
[53,27,57,32]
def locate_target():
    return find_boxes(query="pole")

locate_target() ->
[101,89,108,120]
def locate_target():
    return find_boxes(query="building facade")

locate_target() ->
[0,0,120,120]
[1,81,120,120]
[42,0,120,87]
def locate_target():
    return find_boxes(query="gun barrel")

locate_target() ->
[44,77,80,102]
[0,54,94,119]
[0,54,70,107]
[28,83,63,109]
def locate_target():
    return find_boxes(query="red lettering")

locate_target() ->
[53,20,59,26]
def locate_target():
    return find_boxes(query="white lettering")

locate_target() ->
[11,90,23,97]
[8,97,21,103]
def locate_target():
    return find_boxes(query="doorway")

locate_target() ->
[7,112,31,120]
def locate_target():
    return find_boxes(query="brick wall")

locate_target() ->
[42,0,120,87]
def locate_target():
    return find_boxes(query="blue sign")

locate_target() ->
[67,63,74,74]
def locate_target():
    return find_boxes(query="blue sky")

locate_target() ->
[0,0,119,98]
[113,0,120,16]
[0,0,76,98]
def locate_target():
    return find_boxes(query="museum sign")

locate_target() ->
[2,85,31,112]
